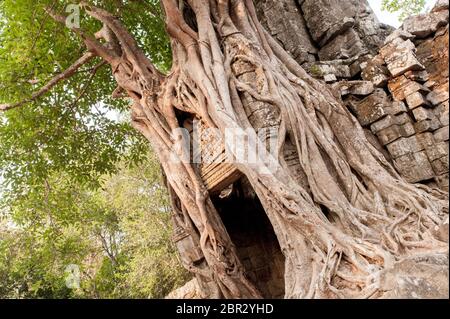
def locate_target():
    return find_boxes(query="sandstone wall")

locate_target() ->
[348,2,449,189]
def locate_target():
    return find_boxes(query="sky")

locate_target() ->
[368,0,438,27]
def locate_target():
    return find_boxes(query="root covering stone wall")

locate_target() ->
[256,0,449,190]
[347,2,449,189]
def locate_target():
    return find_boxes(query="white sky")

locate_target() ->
[368,0,438,27]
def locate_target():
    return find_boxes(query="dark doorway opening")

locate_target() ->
[212,179,285,298]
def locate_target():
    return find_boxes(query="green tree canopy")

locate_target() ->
[0,151,188,298]
[382,0,427,21]
[0,0,171,197]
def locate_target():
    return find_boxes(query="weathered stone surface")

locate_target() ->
[374,126,401,145]
[300,0,385,52]
[412,106,436,121]
[377,122,415,145]
[406,91,430,109]
[324,73,337,82]
[401,122,416,137]
[435,101,449,125]
[393,151,435,182]
[385,101,408,115]
[432,0,449,13]
[387,50,425,77]
[436,173,450,190]
[402,10,449,38]
[335,80,374,96]
[386,136,424,158]
[370,115,394,134]
[305,61,352,79]
[355,5,393,52]
[387,76,409,101]
[395,112,414,124]
[404,70,429,82]
[350,89,390,125]
[416,27,449,86]
[319,29,366,61]
[431,156,449,175]
[388,78,429,102]
[349,60,362,77]
[319,17,355,48]
[416,132,436,148]
[384,29,415,45]
[301,0,352,44]
[424,80,437,89]
[427,84,449,105]
[390,37,416,50]
[370,113,411,133]
[347,81,375,95]
[434,126,449,142]
[190,119,243,194]
[414,118,441,133]
[425,141,449,161]
[361,54,390,87]
[380,254,449,299]
[380,39,425,77]
[256,0,317,65]
[375,5,450,187]
[404,82,430,97]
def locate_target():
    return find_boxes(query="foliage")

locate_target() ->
[0,0,171,193]
[381,0,427,21]
[0,151,189,299]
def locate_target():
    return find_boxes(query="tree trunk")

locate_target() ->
[73,0,448,299]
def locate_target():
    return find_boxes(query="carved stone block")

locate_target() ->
[393,151,435,182]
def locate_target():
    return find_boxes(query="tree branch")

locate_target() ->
[68,60,107,109]
[45,7,117,63]
[80,2,164,81]
[0,52,95,112]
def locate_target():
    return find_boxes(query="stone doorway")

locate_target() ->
[212,179,286,298]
